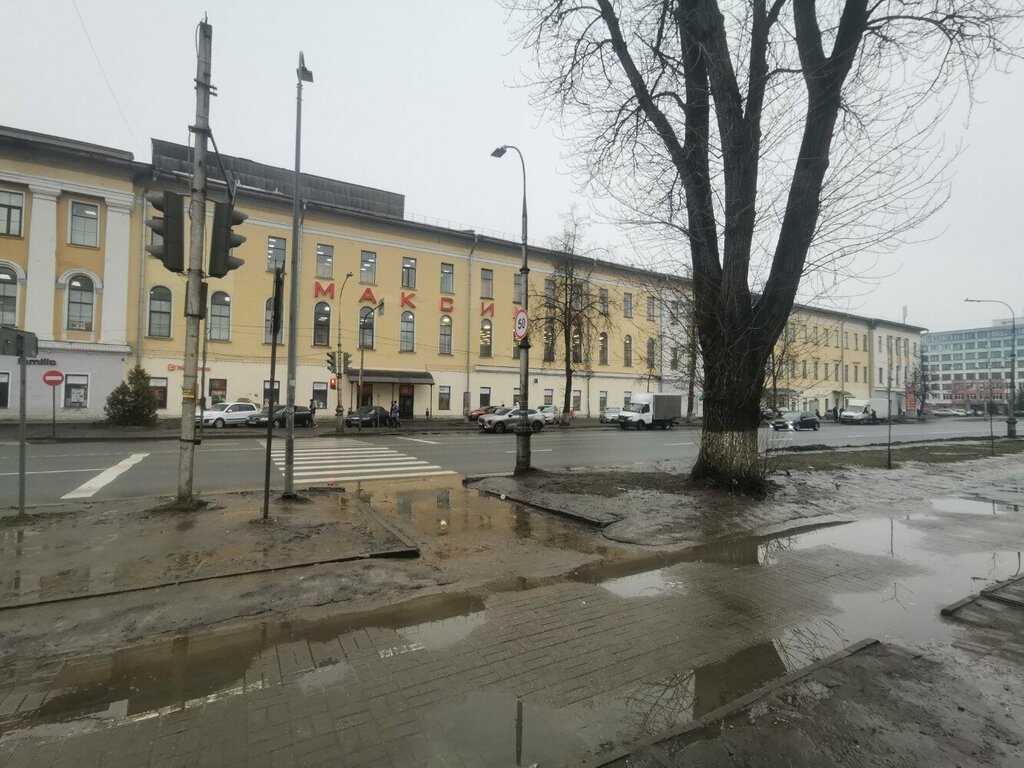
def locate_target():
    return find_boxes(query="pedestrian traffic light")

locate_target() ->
[326,351,337,373]
[145,191,185,272]
[342,352,352,373]
[208,201,247,278]
[330,377,337,390]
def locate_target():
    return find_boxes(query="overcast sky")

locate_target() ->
[5,0,1021,331]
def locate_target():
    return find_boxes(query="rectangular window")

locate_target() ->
[312,382,328,410]
[879,367,884,384]
[148,377,168,409]
[402,257,417,289]
[646,296,655,321]
[599,288,609,316]
[513,273,523,304]
[598,390,608,411]
[441,263,455,294]
[480,269,493,299]
[824,329,829,346]
[0,372,9,408]
[854,334,858,351]
[438,386,451,411]
[802,360,808,378]
[209,378,227,405]
[878,337,883,353]
[833,364,839,382]
[912,341,917,357]
[513,387,521,401]
[623,293,633,318]
[0,190,24,237]
[854,366,859,383]
[545,279,556,307]
[814,362,819,380]
[813,327,819,344]
[623,391,632,407]
[263,380,281,409]
[209,295,230,341]
[572,390,582,411]
[64,374,89,408]
[671,347,680,371]
[544,388,553,406]
[571,283,584,312]
[834,331,840,348]
[267,237,286,272]
[479,387,491,408]
[862,334,867,351]
[843,332,849,349]
[802,326,808,342]
[844,365,849,382]
[69,201,99,246]
[315,244,334,279]
[360,251,376,283]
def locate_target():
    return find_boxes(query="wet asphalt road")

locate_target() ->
[0,417,1009,505]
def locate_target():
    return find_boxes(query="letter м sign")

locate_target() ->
[314,281,335,299]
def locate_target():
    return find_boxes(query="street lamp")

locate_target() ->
[284,52,314,497]
[357,299,385,432]
[335,271,354,433]
[491,144,532,474]
[965,298,1017,438]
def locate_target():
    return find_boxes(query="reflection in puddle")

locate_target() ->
[931,497,1020,516]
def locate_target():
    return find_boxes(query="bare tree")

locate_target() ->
[505,0,1020,491]
[536,211,615,422]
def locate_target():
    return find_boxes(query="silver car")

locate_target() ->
[195,402,258,429]
[478,407,545,433]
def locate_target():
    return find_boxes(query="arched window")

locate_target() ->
[148,286,172,338]
[479,319,493,357]
[313,301,331,346]
[439,315,453,355]
[209,291,231,341]
[0,266,17,326]
[67,275,94,331]
[623,335,633,367]
[400,311,415,352]
[359,306,375,349]
[598,332,608,366]
[571,325,583,364]
[543,324,555,362]
[647,337,657,369]
[264,298,283,344]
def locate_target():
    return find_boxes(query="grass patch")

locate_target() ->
[772,439,1024,472]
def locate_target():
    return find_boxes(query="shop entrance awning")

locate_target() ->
[346,369,435,385]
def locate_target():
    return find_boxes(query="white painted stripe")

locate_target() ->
[60,454,149,499]
[663,442,694,446]
[301,470,456,483]
[282,458,431,468]
[269,448,399,456]
[0,468,107,477]
[293,464,444,478]
[396,437,440,445]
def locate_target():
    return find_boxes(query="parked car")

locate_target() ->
[345,405,391,428]
[468,405,500,421]
[770,411,820,431]
[195,401,258,429]
[599,407,621,423]
[478,407,545,433]
[246,406,313,428]
[537,405,558,424]
[930,408,960,417]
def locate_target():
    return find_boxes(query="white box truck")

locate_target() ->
[840,397,890,424]
[617,393,683,430]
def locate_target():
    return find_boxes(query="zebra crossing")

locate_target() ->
[268,439,455,484]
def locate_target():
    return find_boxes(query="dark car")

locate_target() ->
[468,405,500,421]
[345,405,391,428]
[246,406,313,428]
[770,410,820,431]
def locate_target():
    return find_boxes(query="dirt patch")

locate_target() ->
[772,438,1024,471]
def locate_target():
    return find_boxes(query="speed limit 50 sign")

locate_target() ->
[513,308,530,340]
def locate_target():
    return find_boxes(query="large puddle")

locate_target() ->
[2,495,1022,765]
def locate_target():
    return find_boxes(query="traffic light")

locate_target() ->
[326,351,337,373]
[342,352,352,373]
[145,192,185,272]
[208,202,247,278]
[329,377,337,390]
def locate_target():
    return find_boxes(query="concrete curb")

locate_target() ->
[577,638,881,767]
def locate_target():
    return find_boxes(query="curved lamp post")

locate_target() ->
[491,144,532,474]
[335,271,354,432]
[965,298,1017,438]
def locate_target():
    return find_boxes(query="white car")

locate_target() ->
[195,401,258,428]
[537,405,558,424]
[478,407,545,433]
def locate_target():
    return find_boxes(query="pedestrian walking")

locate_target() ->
[309,398,317,427]
[390,401,400,429]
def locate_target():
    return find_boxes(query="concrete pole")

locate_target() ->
[178,20,212,504]
[509,147,532,474]
[335,272,352,433]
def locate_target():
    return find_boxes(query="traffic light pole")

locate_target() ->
[178,20,213,505]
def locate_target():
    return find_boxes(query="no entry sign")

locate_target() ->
[42,370,64,387]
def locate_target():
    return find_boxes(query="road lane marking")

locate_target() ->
[0,468,107,476]
[60,454,149,499]
[396,436,440,445]
[664,442,694,446]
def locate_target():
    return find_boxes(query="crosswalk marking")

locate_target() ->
[269,440,454,484]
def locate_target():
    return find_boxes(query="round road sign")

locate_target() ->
[513,308,529,340]
[43,370,64,387]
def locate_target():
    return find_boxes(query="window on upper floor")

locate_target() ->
[647,296,655,321]
[439,315,453,355]
[543,324,555,362]
[441,263,455,294]
[360,251,376,283]
[571,326,583,364]
[70,201,99,247]
[359,306,375,349]
[402,257,417,289]
[315,244,333,279]
[0,266,17,325]
[313,302,331,346]
[599,333,609,365]
[623,293,633,318]
[400,311,415,352]
[647,337,656,369]
[480,269,493,299]
[67,275,94,331]
[545,279,556,308]
[623,335,633,366]
[148,286,172,338]
[209,291,231,341]
[267,237,286,272]
[264,298,284,344]
[0,190,24,237]
[479,318,493,357]
[599,288,609,316]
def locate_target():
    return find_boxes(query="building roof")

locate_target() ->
[0,125,136,167]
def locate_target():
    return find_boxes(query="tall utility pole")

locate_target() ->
[285,53,313,497]
[965,298,1017,439]
[178,19,213,504]
[335,271,353,432]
